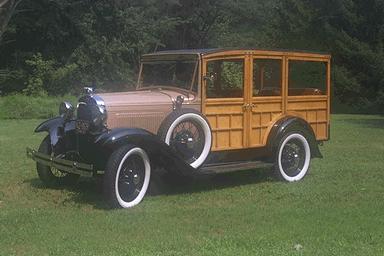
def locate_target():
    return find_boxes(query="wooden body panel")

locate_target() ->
[249,97,283,147]
[205,98,246,150]
[287,96,329,140]
[201,49,331,151]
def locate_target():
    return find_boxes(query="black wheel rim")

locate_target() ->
[118,154,145,202]
[169,119,205,164]
[51,167,67,178]
[281,138,306,177]
[51,154,68,178]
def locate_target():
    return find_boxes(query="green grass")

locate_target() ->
[0,94,79,119]
[1,115,384,255]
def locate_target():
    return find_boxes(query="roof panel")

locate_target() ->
[142,47,330,56]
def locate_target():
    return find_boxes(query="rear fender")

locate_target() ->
[267,116,323,160]
[93,127,198,176]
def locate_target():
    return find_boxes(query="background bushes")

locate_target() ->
[1,0,384,115]
[0,93,79,119]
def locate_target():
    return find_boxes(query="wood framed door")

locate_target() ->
[202,56,250,151]
[248,56,284,147]
[202,55,285,150]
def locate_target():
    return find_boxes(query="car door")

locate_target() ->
[202,56,250,151]
[248,56,285,147]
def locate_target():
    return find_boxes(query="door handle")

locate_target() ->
[243,104,250,109]
[250,104,258,112]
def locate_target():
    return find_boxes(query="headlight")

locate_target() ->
[91,104,108,126]
[59,101,74,122]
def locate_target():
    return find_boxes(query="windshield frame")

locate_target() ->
[136,60,199,94]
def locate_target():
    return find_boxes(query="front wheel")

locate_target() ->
[37,135,79,187]
[273,132,311,182]
[104,145,151,209]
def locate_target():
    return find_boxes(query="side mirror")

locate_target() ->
[175,95,184,109]
[59,101,74,122]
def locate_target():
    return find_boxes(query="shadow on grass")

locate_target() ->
[341,115,384,130]
[24,167,274,210]
[146,167,274,196]
[24,177,108,210]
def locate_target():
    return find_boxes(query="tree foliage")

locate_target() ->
[278,0,384,112]
[1,0,384,112]
[0,0,22,43]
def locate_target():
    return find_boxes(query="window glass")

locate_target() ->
[139,61,198,92]
[253,59,282,96]
[289,61,327,96]
[206,59,244,98]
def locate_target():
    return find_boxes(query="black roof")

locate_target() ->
[141,47,331,58]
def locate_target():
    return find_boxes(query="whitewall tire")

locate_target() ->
[274,133,311,182]
[104,145,151,209]
[158,108,212,169]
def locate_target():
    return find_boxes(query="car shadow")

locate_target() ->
[341,115,384,130]
[24,167,274,210]
[24,177,108,210]
[146,167,274,196]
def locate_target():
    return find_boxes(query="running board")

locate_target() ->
[199,161,274,174]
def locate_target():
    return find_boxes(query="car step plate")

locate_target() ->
[199,161,274,174]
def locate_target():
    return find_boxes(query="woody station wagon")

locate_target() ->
[26,48,331,209]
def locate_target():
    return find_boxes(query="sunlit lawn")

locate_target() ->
[1,115,384,255]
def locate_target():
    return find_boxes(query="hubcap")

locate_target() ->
[51,154,68,178]
[173,130,196,148]
[170,120,205,164]
[281,140,305,177]
[118,155,145,202]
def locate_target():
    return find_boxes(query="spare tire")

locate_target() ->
[157,108,212,169]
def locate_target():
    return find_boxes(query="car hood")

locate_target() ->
[98,90,176,107]
[96,89,195,132]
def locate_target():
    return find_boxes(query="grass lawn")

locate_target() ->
[1,115,384,255]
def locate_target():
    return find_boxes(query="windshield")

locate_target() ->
[137,61,198,92]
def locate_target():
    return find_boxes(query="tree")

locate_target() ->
[210,0,281,48]
[0,0,284,95]
[160,0,223,49]
[276,0,384,112]
[0,0,22,43]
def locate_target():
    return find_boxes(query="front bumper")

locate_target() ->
[26,147,94,177]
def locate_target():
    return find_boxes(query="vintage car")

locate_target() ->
[26,48,331,209]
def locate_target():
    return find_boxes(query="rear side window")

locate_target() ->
[253,59,282,96]
[289,61,327,96]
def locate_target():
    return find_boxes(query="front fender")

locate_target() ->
[35,117,62,146]
[267,116,323,160]
[35,117,76,155]
[92,127,198,176]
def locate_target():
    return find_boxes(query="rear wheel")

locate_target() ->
[36,135,79,187]
[104,145,151,209]
[273,132,311,182]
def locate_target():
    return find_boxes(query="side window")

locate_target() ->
[206,59,244,98]
[289,61,327,96]
[253,59,282,96]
